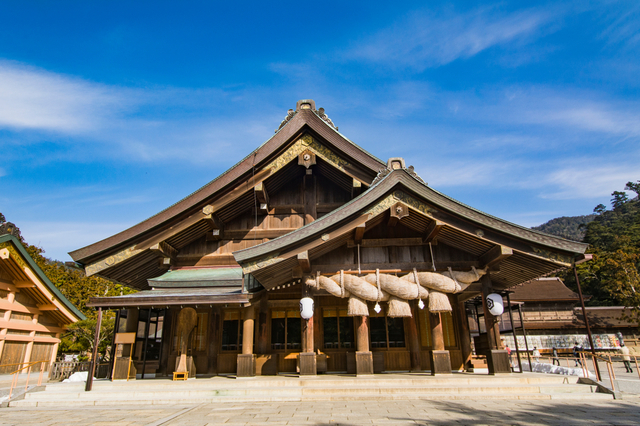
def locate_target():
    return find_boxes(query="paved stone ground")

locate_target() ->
[2,398,640,425]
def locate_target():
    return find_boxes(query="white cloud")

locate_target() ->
[540,164,639,200]
[0,60,137,133]
[346,6,556,70]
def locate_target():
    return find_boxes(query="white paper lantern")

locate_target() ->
[486,293,504,316]
[300,297,314,319]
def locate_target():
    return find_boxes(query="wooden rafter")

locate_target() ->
[423,220,445,243]
[480,245,513,269]
[297,251,311,273]
[354,223,366,244]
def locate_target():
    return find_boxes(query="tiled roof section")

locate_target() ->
[70,108,385,264]
[509,278,582,301]
[234,169,588,264]
[87,286,250,308]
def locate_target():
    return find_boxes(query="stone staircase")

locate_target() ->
[8,373,612,407]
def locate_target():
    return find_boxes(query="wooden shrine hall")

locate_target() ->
[71,99,589,379]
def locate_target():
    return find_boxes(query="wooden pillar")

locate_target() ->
[481,275,510,374]
[237,306,255,377]
[406,301,421,372]
[159,309,173,376]
[86,307,102,392]
[207,307,219,375]
[299,283,317,375]
[429,311,452,375]
[355,316,373,375]
[456,298,473,371]
[256,298,268,354]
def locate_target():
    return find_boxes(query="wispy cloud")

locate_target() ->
[0,60,137,133]
[599,3,640,50]
[540,163,639,201]
[346,6,557,70]
[0,60,287,165]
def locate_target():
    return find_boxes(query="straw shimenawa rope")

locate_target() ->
[307,267,487,317]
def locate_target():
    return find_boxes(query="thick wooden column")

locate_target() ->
[207,307,220,375]
[481,275,510,374]
[406,302,422,372]
[256,298,269,354]
[237,307,255,377]
[429,311,451,374]
[456,298,473,372]
[355,316,373,375]
[159,309,173,376]
[300,283,317,375]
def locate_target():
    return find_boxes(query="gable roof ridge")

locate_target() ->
[0,234,86,320]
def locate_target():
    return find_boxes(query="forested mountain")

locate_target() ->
[532,215,596,241]
[559,181,640,326]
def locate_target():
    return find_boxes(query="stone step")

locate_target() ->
[10,391,612,407]
[41,375,569,392]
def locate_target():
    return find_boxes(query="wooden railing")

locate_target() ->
[3,360,49,402]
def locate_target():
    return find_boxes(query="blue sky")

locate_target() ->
[1,1,639,261]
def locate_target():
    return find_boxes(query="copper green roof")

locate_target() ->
[148,267,243,288]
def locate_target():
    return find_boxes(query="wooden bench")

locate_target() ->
[173,371,188,381]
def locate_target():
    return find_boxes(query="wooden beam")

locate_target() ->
[423,220,445,243]
[354,223,366,244]
[14,280,35,288]
[297,251,311,273]
[150,241,177,262]
[479,245,513,269]
[347,238,424,248]
[0,281,17,293]
[388,202,409,227]
[0,299,39,314]
[310,261,480,275]
[223,228,300,240]
[351,178,362,199]
[255,182,269,212]
[37,304,58,311]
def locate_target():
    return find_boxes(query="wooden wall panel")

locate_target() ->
[384,351,411,371]
[217,353,237,374]
[29,343,53,372]
[0,342,26,374]
[324,351,348,372]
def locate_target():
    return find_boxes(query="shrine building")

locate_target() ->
[71,99,589,379]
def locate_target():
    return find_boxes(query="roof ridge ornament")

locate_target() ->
[275,100,338,133]
[370,158,427,186]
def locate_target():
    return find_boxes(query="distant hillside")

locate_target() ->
[531,214,596,241]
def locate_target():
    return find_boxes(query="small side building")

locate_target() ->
[0,231,85,374]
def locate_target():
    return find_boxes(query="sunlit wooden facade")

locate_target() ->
[0,232,85,374]
[74,99,589,378]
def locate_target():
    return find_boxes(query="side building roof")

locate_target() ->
[0,234,85,322]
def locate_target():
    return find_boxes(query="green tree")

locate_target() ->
[562,182,640,326]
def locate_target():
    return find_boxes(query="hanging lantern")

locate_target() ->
[486,293,504,316]
[300,297,314,319]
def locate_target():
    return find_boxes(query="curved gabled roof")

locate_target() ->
[70,107,386,264]
[234,168,587,264]
[0,234,85,322]
[233,168,588,291]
